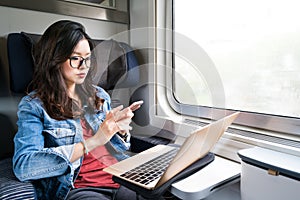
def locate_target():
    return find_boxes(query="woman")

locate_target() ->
[13,20,142,200]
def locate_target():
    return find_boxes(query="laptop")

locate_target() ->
[104,112,239,190]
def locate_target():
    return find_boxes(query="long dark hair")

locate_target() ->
[30,20,100,120]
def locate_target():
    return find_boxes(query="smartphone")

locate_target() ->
[129,100,144,111]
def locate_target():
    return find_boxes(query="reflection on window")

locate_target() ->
[174,56,212,106]
[174,0,300,118]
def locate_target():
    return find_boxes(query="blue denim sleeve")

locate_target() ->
[13,97,73,182]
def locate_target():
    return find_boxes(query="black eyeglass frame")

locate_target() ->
[69,56,92,69]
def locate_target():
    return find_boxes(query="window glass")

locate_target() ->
[174,0,300,118]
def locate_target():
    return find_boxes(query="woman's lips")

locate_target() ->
[77,73,86,78]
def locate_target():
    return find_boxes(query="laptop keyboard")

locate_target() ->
[120,148,178,185]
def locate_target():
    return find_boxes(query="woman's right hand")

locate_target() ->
[72,105,135,162]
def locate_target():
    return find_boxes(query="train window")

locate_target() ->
[171,0,300,136]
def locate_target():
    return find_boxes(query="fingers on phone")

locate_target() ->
[130,100,143,111]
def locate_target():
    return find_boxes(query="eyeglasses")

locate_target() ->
[69,56,91,69]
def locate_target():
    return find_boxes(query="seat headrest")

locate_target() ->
[7,32,39,94]
[93,39,140,90]
[6,32,140,94]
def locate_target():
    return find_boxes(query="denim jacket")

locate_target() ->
[12,86,130,200]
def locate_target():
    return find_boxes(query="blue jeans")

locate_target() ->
[66,186,148,200]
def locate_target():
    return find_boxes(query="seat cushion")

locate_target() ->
[0,114,17,160]
[0,158,35,200]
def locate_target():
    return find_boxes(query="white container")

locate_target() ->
[238,147,300,200]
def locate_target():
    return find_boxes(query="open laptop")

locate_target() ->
[104,112,239,190]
